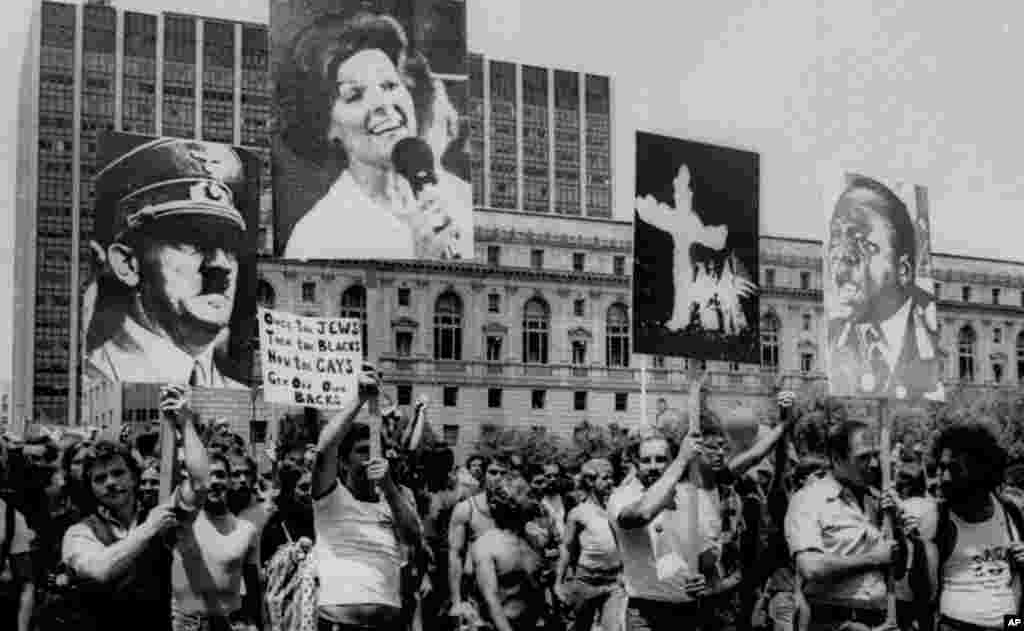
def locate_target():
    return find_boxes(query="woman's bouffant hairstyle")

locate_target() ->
[277,12,438,167]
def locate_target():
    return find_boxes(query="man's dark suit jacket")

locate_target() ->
[827,285,944,401]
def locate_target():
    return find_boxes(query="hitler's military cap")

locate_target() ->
[95,135,249,243]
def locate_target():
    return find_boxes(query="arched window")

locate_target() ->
[1016,332,1024,384]
[522,298,550,364]
[958,325,976,382]
[340,285,367,357]
[606,304,630,367]
[761,312,780,370]
[256,279,275,309]
[433,292,463,360]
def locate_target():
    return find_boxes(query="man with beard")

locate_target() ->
[60,387,208,631]
[448,455,509,622]
[911,422,1024,631]
[83,136,252,388]
[608,428,706,631]
[311,363,422,631]
[667,393,796,631]
[474,476,550,631]
[825,175,942,401]
[785,419,900,630]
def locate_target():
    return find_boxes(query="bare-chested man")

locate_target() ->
[163,388,275,631]
[448,454,509,618]
[474,476,550,631]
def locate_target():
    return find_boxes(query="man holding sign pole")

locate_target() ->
[785,420,904,631]
[310,363,422,631]
[59,387,208,631]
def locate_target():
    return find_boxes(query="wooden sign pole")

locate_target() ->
[641,357,649,427]
[367,394,382,460]
[158,407,177,503]
[878,398,898,627]
[686,362,704,579]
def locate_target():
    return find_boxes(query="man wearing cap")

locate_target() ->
[83,135,252,388]
[825,175,943,401]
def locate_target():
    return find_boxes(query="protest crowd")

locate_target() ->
[0,365,1022,631]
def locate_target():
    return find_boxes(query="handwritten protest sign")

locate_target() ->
[258,307,362,409]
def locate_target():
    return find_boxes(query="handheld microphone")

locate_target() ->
[391,137,460,259]
[392,137,438,196]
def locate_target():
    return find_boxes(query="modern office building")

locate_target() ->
[13,0,273,431]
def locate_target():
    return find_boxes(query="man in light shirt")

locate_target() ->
[608,427,705,631]
[310,363,422,631]
[825,175,943,401]
[83,135,252,388]
[785,419,899,630]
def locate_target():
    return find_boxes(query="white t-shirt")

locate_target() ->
[313,483,403,609]
[284,169,474,261]
[607,478,695,603]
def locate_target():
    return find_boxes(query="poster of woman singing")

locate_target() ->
[270,0,473,261]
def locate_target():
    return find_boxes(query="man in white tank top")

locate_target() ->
[310,364,423,631]
[918,423,1024,631]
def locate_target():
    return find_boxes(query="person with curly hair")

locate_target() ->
[277,11,472,261]
[473,476,550,631]
[911,422,1024,631]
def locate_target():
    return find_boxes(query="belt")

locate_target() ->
[809,603,886,627]
[938,615,1005,631]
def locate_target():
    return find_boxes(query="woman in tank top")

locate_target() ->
[556,458,626,631]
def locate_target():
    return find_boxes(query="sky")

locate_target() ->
[2,0,1024,381]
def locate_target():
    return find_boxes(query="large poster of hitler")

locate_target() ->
[81,132,260,388]
[270,0,473,261]
[824,173,944,402]
[632,132,760,363]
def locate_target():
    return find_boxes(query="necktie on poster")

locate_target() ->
[257,307,362,409]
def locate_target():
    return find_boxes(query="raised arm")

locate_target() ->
[159,385,210,510]
[312,363,380,499]
[370,460,422,545]
[616,434,700,529]
[728,392,796,476]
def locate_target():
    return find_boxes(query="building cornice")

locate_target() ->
[257,257,630,287]
[475,225,631,253]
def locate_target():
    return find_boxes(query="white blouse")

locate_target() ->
[283,169,474,261]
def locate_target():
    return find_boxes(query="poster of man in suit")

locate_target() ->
[824,173,945,401]
[632,132,760,363]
